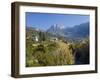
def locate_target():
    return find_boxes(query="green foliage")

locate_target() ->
[39,31,47,42]
[52,49,74,65]
[26,40,75,67]
[26,27,89,67]
[69,38,89,64]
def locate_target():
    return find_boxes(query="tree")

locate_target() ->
[73,38,89,64]
[39,31,46,42]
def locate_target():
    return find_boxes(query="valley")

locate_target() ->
[26,22,89,67]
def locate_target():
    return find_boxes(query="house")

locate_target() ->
[32,35,39,42]
[50,37,58,41]
[35,36,38,42]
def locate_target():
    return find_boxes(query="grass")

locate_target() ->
[26,40,75,67]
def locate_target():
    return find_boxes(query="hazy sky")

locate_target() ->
[26,12,89,30]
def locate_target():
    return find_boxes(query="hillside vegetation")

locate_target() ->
[26,40,75,67]
[26,27,89,67]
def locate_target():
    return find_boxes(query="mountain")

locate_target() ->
[26,22,89,41]
[47,22,89,40]
[47,24,66,37]
[64,22,89,39]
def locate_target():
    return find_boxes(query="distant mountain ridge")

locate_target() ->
[26,22,89,40]
[47,22,89,39]
[47,24,66,37]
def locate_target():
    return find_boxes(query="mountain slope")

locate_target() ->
[47,22,89,39]
[47,24,66,37]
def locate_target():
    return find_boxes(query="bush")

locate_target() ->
[26,41,75,67]
[72,39,89,64]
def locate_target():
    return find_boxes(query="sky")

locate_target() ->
[26,12,89,30]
